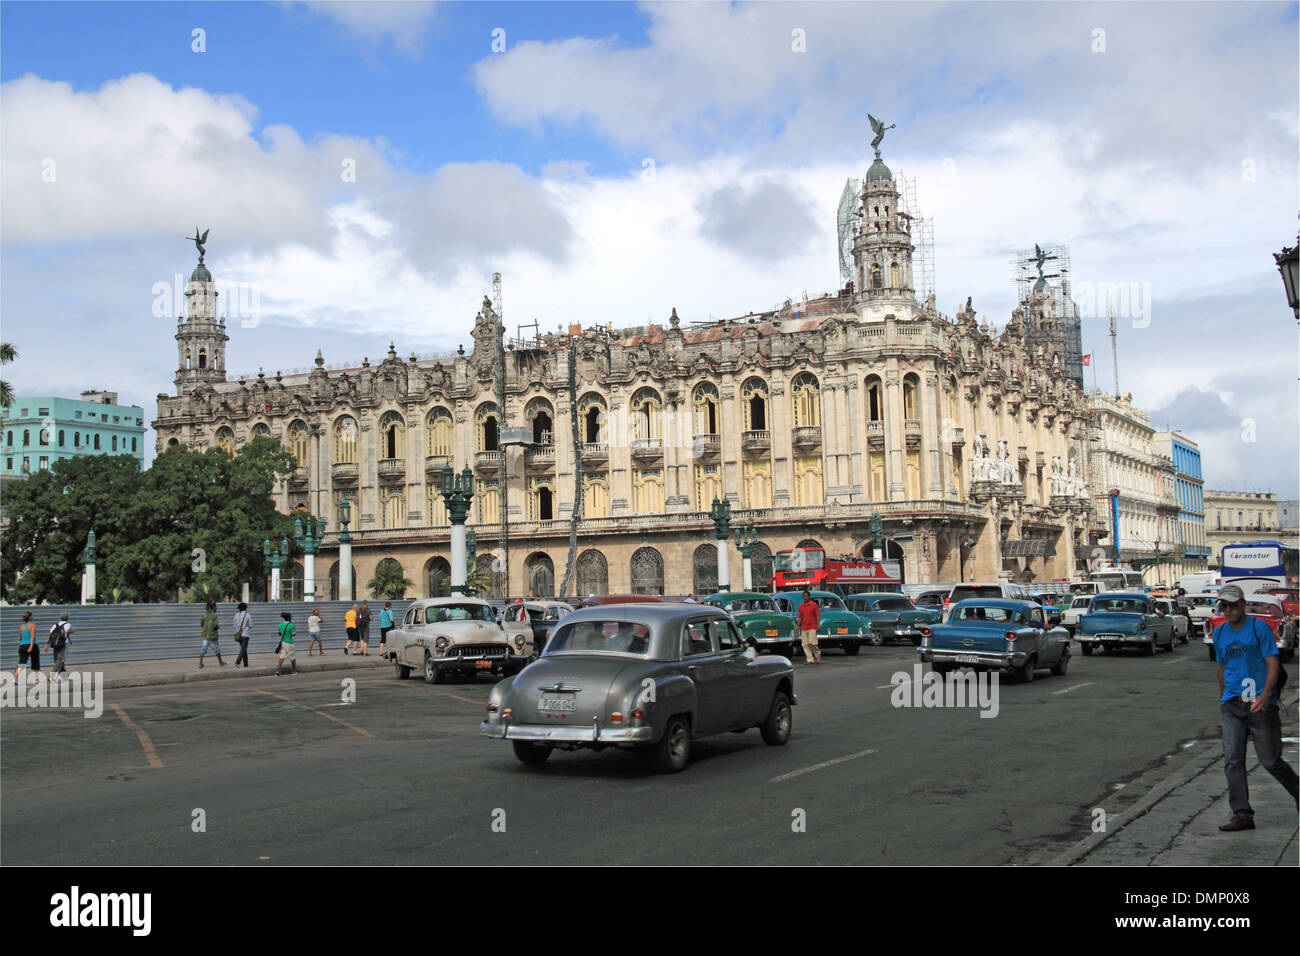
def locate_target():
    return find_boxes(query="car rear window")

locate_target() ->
[875,598,913,611]
[1091,598,1148,613]
[544,619,653,655]
[949,585,1002,603]
[951,604,1024,624]
[1246,602,1280,616]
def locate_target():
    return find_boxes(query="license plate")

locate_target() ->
[476,660,493,671]
[897,629,917,636]
[837,627,848,634]
[538,697,577,712]
[956,654,979,664]
[765,629,778,637]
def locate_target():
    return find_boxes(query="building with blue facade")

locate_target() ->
[1154,430,1207,578]
[2,391,145,478]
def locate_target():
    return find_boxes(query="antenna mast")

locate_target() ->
[1109,305,1119,396]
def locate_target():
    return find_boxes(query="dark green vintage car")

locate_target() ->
[775,590,869,655]
[702,592,798,653]
[845,592,941,646]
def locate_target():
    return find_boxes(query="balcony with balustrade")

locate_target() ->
[792,426,822,451]
[424,454,451,477]
[377,458,406,484]
[525,444,556,471]
[579,442,609,464]
[474,450,504,474]
[741,430,770,456]
[331,461,359,485]
[631,438,664,462]
[692,434,720,460]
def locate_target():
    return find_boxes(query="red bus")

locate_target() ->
[771,548,901,597]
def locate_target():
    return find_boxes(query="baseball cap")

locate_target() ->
[1216,584,1245,604]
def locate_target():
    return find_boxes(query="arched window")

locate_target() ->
[631,388,662,441]
[742,378,768,431]
[58,430,65,447]
[427,488,449,526]
[743,460,771,509]
[794,456,823,505]
[526,398,554,445]
[380,411,405,460]
[633,468,665,514]
[131,437,137,453]
[328,561,358,601]
[797,538,822,550]
[383,490,405,529]
[583,474,610,518]
[371,557,409,599]
[947,379,958,426]
[166,437,177,447]
[427,408,453,456]
[871,263,882,290]
[750,542,774,590]
[111,435,118,452]
[215,427,234,454]
[692,383,719,436]
[22,429,29,446]
[693,544,718,595]
[530,479,555,520]
[4,431,10,446]
[185,349,192,370]
[476,404,499,453]
[426,557,452,598]
[334,416,358,463]
[890,261,900,288]
[630,547,664,596]
[39,427,49,446]
[477,481,501,524]
[93,434,101,450]
[866,375,884,422]
[576,549,608,595]
[579,394,607,444]
[252,423,271,438]
[694,463,721,512]
[792,372,821,428]
[74,433,81,448]
[526,553,555,597]
[198,348,207,369]
[903,374,919,419]
[289,420,309,466]
[475,554,505,598]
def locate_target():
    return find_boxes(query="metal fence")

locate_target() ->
[0,600,412,667]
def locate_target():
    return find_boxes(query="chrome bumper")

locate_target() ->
[480,720,654,743]
[1076,632,1152,644]
[918,648,1020,667]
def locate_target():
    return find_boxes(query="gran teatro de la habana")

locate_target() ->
[153,136,1103,600]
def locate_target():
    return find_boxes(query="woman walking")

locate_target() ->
[15,611,38,680]
[275,611,298,676]
[232,602,252,667]
[199,601,225,668]
[307,608,324,656]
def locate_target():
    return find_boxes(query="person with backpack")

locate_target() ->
[199,601,225,668]
[378,602,394,656]
[275,611,297,676]
[232,602,253,667]
[357,601,372,656]
[1212,584,1298,831]
[46,613,72,679]
[15,611,38,680]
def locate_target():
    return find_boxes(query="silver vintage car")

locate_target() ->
[482,603,797,773]
[387,596,527,683]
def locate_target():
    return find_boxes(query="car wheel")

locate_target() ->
[1081,644,1093,656]
[869,632,885,647]
[843,642,861,656]
[1166,633,1176,653]
[394,659,411,680]
[1144,640,1156,657]
[649,716,691,773]
[760,691,792,745]
[1013,656,1035,683]
[1051,647,1070,677]
[423,652,444,684]
[512,741,552,766]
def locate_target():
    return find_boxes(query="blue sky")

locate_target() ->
[2,1,1297,492]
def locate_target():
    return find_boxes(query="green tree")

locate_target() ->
[0,342,16,408]
[463,557,487,596]
[0,454,143,603]
[368,557,414,599]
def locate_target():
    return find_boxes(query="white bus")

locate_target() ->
[1175,571,1220,595]
[1090,567,1144,593]
[1220,542,1286,596]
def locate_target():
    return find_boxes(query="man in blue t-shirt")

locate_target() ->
[1212,584,1298,831]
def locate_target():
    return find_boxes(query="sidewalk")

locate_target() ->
[18,650,389,689]
[1052,693,1299,867]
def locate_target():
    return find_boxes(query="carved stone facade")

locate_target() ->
[154,149,1105,597]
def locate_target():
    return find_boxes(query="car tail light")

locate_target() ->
[486,704,498,713]
[632,710,646,720]
[920,627,932,638]
[1006,631,1017,641]
[502,708,512,719]
[610,713,623,723]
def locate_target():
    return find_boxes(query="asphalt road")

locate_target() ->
[1,643,1227,865]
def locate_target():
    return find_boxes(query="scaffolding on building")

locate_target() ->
[896,173,935,309]
[1012,242,1083,387]
[836,177,860,286]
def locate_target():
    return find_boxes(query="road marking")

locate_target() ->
[1052,682,1094,696]
[110,703,164,768]
[769,749,876,783]
[255,688,374,739]
[876,679,917,689]
[1161,656,1188,665]
[439,692,483,706]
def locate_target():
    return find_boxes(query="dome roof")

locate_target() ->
[866,157,893,181]
[1032,276,1048,293]
[190,262,212,283]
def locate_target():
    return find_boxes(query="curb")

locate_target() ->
[100,657,387,690]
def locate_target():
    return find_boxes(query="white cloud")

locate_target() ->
[295,1,440,53]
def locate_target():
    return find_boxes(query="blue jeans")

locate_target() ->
[1220,698,1299,817]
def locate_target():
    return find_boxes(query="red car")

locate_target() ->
[1260,587,1298,621]
[1203,593,1297,662]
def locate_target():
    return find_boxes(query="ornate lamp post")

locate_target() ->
[337,497,354,601]
[1275,240,1298,322]
[440,464,475,594]
[82,529,97,604]
[869,512,885,563]
[710,497,732,592]
[263,536,290,602]
[294,515,324,602]
[733,524,758,591]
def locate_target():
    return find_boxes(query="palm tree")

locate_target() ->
[368,558,414,599]
[0,342,16,408]
[464,557,487,596]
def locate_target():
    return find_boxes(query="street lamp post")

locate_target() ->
[440,464,475,594]
[82,529,97,604]
[294,515,324,602]
[337,497,354,601]
[1275,240,1298,322]
[869,513,884,563]
[263,536,290,601]
[710,497,732,592]
[733,524,758,591]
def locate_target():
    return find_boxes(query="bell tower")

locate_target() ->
[851,116,917,322]
[174,228,229,393]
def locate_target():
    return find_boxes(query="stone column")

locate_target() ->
[885,365,905,499]
[450,523,467,593]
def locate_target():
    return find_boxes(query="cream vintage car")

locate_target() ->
[386,597,528,684]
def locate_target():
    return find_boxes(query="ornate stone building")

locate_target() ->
[154,140,1105,598]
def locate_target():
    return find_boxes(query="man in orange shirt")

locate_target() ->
[344,603,359,655]
[796,590,822,664]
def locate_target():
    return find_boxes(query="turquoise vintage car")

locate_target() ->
[918,598,1071,682]
[845,592,941,646]
[1077,592,1176,656]
[701,592,798,653]
[776,590,869,655]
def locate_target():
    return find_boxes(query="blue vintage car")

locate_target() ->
[917,598,1071,682]
[845,592,941,646]
[1076,592,1176,656]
